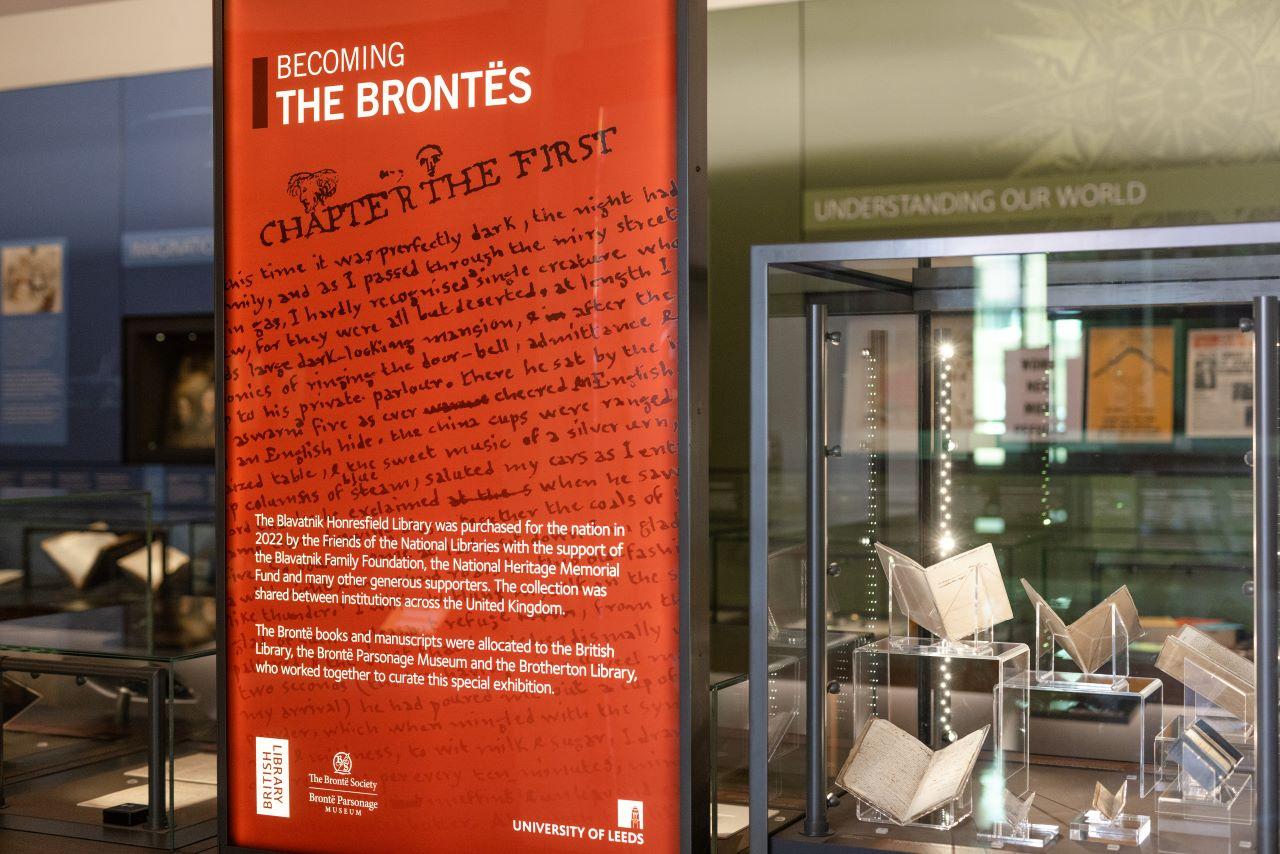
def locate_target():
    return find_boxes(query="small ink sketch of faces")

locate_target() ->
[1,244,63,315]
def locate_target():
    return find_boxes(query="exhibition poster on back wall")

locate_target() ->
[222,3,680,852]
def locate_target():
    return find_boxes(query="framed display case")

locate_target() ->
[750,224,1280,853]
[123,315,215,465]
[0,491,212,622]
[0,601,217,849]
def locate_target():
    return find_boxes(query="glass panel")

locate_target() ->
[760,239,1277,851]
[0,654,216,846]
[0,491,157,617]
[0,601,215,662]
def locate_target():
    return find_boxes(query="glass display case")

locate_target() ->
[711,623,868,853]
[0,600,217,848]
[0,491,215,619]
[749,224,1280,853]
[0,490,217,847]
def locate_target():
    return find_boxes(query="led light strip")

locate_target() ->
[861,342,881,721]
[937,340,957,743]
[938,342,956,556]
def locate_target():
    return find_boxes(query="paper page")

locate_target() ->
[1092,780,1126,822]
[1180,722,1241,781]
[78,780,217,810]
[714,804,777,839]
[125,751,217,785]
[39,531,122,589]
[1158,625,1254,685]
[117,543,191,589]
[836,718,932,824]
[904,725,988,822]
[1070,588,1141,676]
[1186,329,1253,438]
[1155,625,1254,722]
[1064,586,1142,673]
[1021,579,1081,665]
[1003,789,1034,829]
[1021,581,1140,673]
[925,544,1012,641]
[1170,723,1237,793]
[875,543,946,639]
[0,569,21,586]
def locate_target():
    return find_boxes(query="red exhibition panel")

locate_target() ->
[222,3,680,851]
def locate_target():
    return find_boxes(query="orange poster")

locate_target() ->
[1085,326,1175,443]
[220,4,681,852]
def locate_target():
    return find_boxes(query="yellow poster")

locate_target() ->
[1086,326,1175,443]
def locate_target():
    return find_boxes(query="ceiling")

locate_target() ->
[0,0,115,15]
[0,0,790,17]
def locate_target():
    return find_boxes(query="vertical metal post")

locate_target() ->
[0,660,6,810]
[1253,296,1278,854]
[148,666,169,831]
[916,317,935,745]
[803,303,832,837]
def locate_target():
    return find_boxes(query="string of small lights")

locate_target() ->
[937,340,957,744]
[861,340,882,721]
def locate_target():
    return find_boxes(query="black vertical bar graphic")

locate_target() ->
[252,57,269,129]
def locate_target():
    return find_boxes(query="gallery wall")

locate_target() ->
[708,0,1280,485]
[0,0,210,93]
[0,68,214,505]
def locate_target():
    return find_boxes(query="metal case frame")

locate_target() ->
[749,223,1280,854]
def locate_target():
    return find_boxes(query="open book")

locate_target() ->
[1002,789,1035,829]
[1020,580,1142,673]
[836,718,989,825]
[1092,780,1126,822]
[1155,625,1254,724]
[1169,718,1243,793]
[39,530,126,589]
[874,543,1012,642]
[117,543,191,590]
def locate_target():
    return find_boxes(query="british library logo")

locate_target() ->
[256,737,291,818]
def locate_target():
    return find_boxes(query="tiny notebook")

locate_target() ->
[1169,718,1243,793]
[1020,580,1142,673]
[874,542,1012,642]
[1092,780,1126,823]
[39,530,125,590]
[117,543,191,590]
[836,717,989,825]
[1002,789,1035,829]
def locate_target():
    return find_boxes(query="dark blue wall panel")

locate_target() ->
[0,79,123,462]
[0,69,214,468]
[122,69,214,317]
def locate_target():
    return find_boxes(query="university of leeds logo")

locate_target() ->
[617,799,644,830]
[332,752,353,775]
